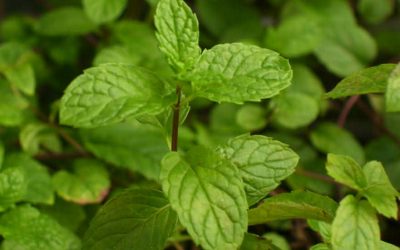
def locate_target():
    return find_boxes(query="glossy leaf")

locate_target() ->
[155,0,201,72]
[331,195,380,250]
[60,63,175,128]
[218,134,299,205]
[326,64,396,99]
[310,123,365,164]
[0,205,81,250]
[362,161,399,219]
[189,43,292,104]
[326,154,367,190]
[83,0,128,24]
[385,63,400,112]
[81,120,169,180]
[83,188,178,250]
[35,7,97,36]
[161,146,247,250]
[52,159,110,204]
[248,191,338,225]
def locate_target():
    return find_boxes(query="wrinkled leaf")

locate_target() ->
[326,154,366,190]
[0,167,27,211]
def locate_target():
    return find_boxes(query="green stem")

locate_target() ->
[171,86,181,151]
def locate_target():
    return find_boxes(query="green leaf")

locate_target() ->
[308,220,332,242]
[52,159,110,204]
[331,195,380,250]
[19,123,61,156]
[326,64,396,99]
[239,233,279,250]
[218,134,299,205]
[0,140,4,168]
[380,241,400,250]
[385,63,400,112]
[3,153,54,205]
[362,161,399,219]
[310,122,365,164]
[83,0,128,24]
[248,191,338,225]
[83,188,178,250]
[0,79,29,126]
[35,7,97,36]
[326,154,367,190]
[310,243,331,250]
[235,104,267,131]
[154,0,201,72]
[263,233,290,250]
[358,0,394,24]
[189,43,292,104]
[161,146,248,250]
[265,14,323,58]
[60,63,175,128]
[81,120,169,180]
[4,62,35,95]
[271,92,319,129]
[0,205,81,250]
[0,167,27,211]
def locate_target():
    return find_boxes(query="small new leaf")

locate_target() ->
[60,63,175,128]
[189,43,292,104]
[161,146,247,250]
[219,134,299,205]
[326,64,396,98]
[155,0,201,72]
[83,188,178,250]
[248,191,338,225]
[332,195,380,250]
[362,161,399,219]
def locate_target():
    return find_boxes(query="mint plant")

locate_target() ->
[0,0,399,249]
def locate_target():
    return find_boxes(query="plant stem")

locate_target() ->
[337,95,360,128]
[171,86,181,152]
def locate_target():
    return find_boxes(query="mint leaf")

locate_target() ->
[326,154,366,190]
[161,146,247,250]
[83,188,177,250]
[189,43,292,104]
[0,78,29,126]
[326,64,396,99]
[218,134,299,205]
[248,191,338,225]
[35,7,97,36]
[0,167,27,211]
[0,140,4,168]
[81,120,169,180]
[271,92,319,129]
[310,123,365,164]
[235,104,267,131]
[358,0,394,24]
[4,62,35,95]
[52,159,110,204]
[385,63,400,112]
[380,241,400,250]
[155,0,201,72]
[263,233,290,250]
[60,63,175,128]
[3,153,54,205]
[0,205,81,250]
[83,0,128,24]
[362,161,399,219]
[308,220,332,242]
[19,123,61,156]
[331,195,380,250]
[310,243,331,250]
[239,233,279,250]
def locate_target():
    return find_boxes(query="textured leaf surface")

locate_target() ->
[310,122,365,164]
[386,63,400,112]
[60,63,175,128]
[0,167,27,211]
[81,120,169,180]
[52,159,110,204]
[83,188,177,250]
[271,92,319,129]
[189,43,292,104]
[0,205,81,250]
[239,233,279,250]
[326,154,367,190]
[155,0,200,72]
[248,191,338,225]
[326,64,396,98]
[35,7,97,36]
[161,146,247,250]
[362,161,399,219]
[83,0,128,24]
[332,195,379,250]
[3,153,54,205]
[219,134,299,205]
